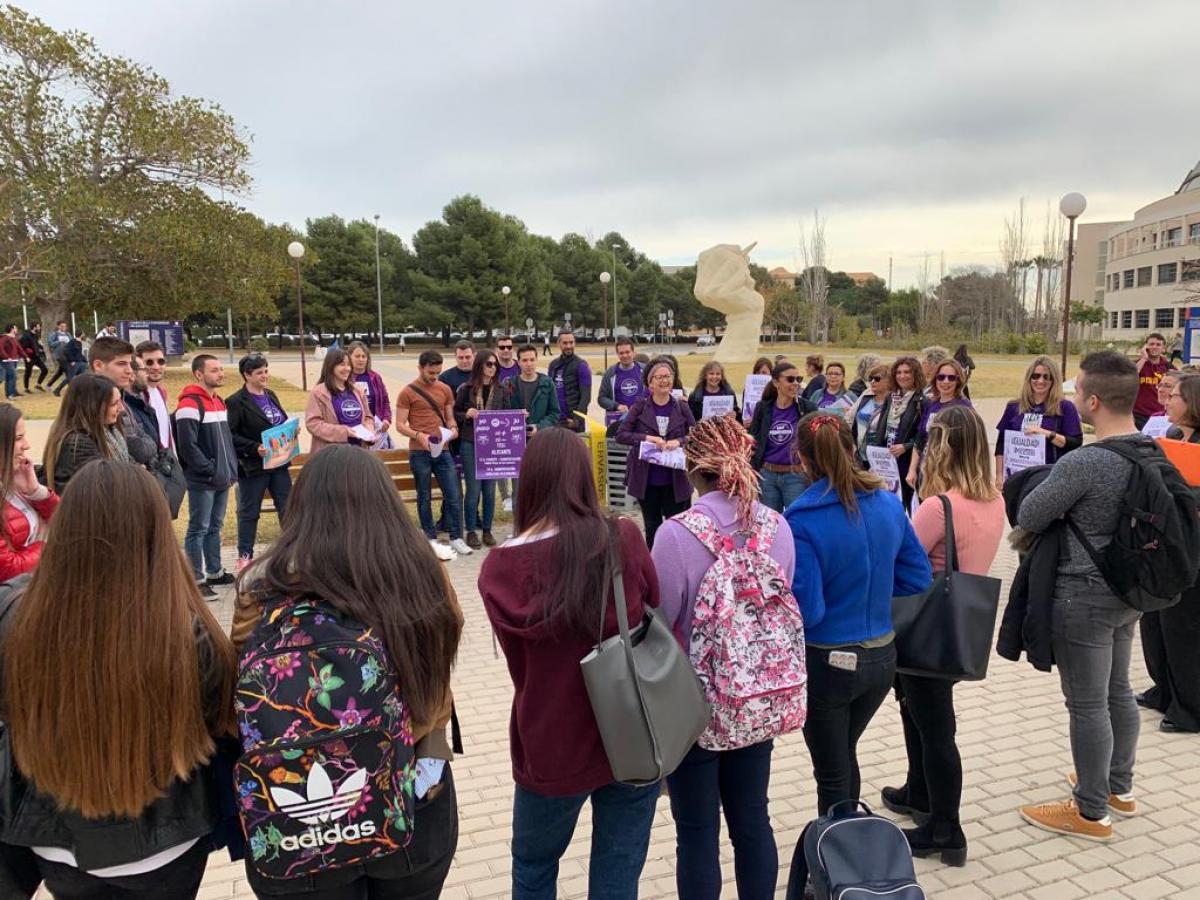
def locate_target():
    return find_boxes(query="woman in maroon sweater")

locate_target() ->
[479,427,661,900]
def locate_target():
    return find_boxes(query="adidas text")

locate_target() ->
[279,819,377,852]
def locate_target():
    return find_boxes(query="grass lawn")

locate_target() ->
[15,368,309,420]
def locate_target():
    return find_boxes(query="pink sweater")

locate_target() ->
[912,491,1005,575]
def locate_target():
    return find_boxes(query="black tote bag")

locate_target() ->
[891,495,1001,681]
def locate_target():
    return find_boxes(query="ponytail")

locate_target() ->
[792,412,883,516]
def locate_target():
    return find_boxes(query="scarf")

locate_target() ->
[885,390,915,447]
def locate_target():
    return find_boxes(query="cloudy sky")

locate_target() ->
[21,0,1200,287]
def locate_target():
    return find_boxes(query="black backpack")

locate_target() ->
[1067,440,1200,613]
[785,800,925,900]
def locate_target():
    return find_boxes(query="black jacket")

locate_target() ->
[546,353,592,420]
[124,391,186,518]
[17,332,42,363]
[49,431,103,494]
[226,386,288,479]
[868,392,925,455]
[996,465,1058,672]
[748,395,817,470]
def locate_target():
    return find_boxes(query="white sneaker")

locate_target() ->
[503,498,513,512]
[450,538,473,556]
[429,540,456,562]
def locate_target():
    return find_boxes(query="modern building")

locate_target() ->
[1100,160,1200,340]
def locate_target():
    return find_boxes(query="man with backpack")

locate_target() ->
[175,354,239,598]
[1015,350,1200,841]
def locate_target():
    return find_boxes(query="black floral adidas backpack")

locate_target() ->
[235,597,416,879]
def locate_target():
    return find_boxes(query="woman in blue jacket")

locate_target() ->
[785,412,932,816]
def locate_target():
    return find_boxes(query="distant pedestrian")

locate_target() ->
[45,320,70,391]
[0,325,22,399]
[18,324,47,393]
[542,332,550,356]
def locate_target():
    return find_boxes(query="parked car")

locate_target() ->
[696,334,716,347]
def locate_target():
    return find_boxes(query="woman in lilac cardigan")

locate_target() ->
[348,341,393,448]
[615,358,695,547]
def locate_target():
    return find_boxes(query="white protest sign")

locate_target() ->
[1003,429,1046,476]
[742,374,771,422]
[702,395,736,419]
[866,445,903,498]
[1142,415,1172,438]
[639,441,687,470]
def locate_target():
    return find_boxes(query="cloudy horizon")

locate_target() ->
[18,0,1200,288]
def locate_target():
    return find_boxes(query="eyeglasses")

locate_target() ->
[1029,373,1052,382]
[935,374,958,382]
[781,375,803,384]
[143,358,165,367]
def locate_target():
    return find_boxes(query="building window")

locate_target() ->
[1159,262,1178,284]
[1121,311,1133,328]
[1167,227,1183,247]
[1183,260,1200,283]
[1135,310,1150,329]
[1156,308,1174,328]
[1137,266,1153,286]
[1110,312,1119,329]
[1095,289,1105,304]
[1192,222,1200,242]
[1123,269,1134,288]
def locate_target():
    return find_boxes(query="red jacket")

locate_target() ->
[0,334,21,362]
[479,517,659,796]
[0,490,59,582]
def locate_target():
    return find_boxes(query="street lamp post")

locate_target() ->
[502,285,511,334]
[1059,192,1087,377]
[599,271,611,369]
[374,215,384,355]
[610,241,623,340]
[667,309,675,346]
[287,241,308,390]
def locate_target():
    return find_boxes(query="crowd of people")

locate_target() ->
[0,325,1196,900]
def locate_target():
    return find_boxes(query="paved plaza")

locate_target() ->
[33,358,1200,899]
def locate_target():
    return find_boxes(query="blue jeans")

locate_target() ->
[236,468,292,558]
[666,740,777,900]
[511,781,658,900]
[185,486,229,579]
[459,441,495,532]
[410,448,462,541]
[759,468,809,513]
[2,361,17,398]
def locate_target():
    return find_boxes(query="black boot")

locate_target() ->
[903,821,967,867]
[881,785,931,826]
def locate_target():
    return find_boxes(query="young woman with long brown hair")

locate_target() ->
[479,427,661,899]
[42,372,127,493]
[785,412,931,817]
[883,406,1004,866]
[0,460,235,897]
[233,445,463,898]
[303,348,375,453]
[0,403,59,582]
[453,348,503,548]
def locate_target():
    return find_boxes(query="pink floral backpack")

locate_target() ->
[675,506,807,751]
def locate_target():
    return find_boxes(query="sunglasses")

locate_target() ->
[868,375,883,383]
[1029,373,1052,382]
[143,358,165,367]
[935,374,959,382]
[497,346,512,351]
[484,361,498,368]
[781,375,803,384]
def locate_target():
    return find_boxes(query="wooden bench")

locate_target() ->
[261,448,441,514]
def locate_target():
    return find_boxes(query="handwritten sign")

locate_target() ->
[474,411,527,479]
[701,395,736,419]
[639,441,687,470]
[1142,415,1172,438]
[865,445,902,498]
[1003,429,1046,477]
[262,417,300,470]
[743,374,771,422]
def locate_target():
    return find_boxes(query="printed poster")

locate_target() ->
[639,441,687,470]
[262,417,301,470]
[1003,429,1046,477]
[742,374,771,423]
[1141,415,1172,438]
[701,395,736,419]
[474,410,527,480]
[865,445,902,498]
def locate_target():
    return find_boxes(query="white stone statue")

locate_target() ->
[694,242,764,363]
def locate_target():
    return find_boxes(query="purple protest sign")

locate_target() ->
[474,410,527,480]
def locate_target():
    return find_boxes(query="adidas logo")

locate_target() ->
[270,762,378,852]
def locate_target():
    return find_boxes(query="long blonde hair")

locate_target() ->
[3,461,235,818]
[919,406,1000,502]
[1018,355,1064,416]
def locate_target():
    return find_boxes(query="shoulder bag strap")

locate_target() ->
[938,494,959,573]
[409,383,448,426]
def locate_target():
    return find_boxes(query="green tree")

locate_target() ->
[0,6,287,334]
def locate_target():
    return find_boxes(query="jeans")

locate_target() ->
[23,357,47,390]
[896,674,961,824]
[458,440,495,532]
[803,642,896,816]
[2,361,17,398]
[54,361,85,395]
[638,482,690,548]
[758,468,809,513]
[1052,593,1141,819]
[185,487,229,580]
[33,836,210,899]
[666,740,777,900]
[246,767,458,899]
[511,781,658,900]
[236,468,292,558]
[409,449,462,541]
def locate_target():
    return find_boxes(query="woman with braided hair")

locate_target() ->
[785,412,931,816]
[651,414,795,900]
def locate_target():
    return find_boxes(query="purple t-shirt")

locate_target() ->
[612,363,645,408]
[251,391,286,426]
[647,400,675,486]
[995,400,1082,465]
[496,361,520,384]
[764,403,800,466]
[817,391,845,410]
[918,397,972,439]
[331,390,365,428]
